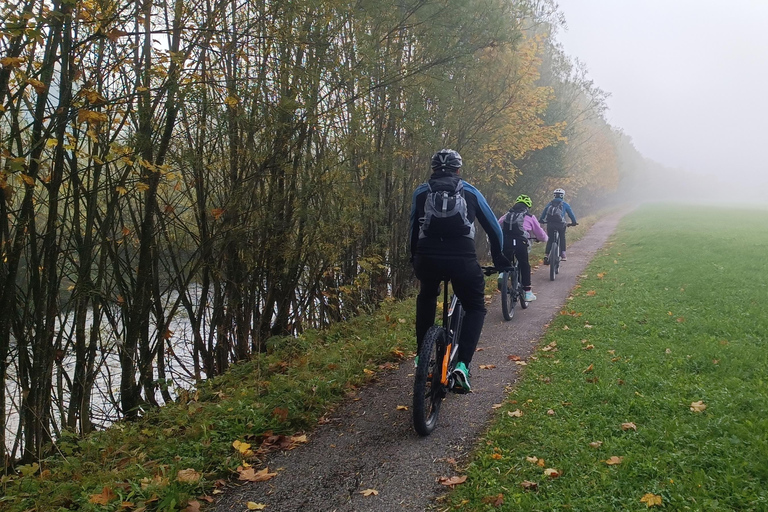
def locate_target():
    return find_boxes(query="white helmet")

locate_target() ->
[553,188,565,198]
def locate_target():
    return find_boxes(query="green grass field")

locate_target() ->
[446,203,768,511]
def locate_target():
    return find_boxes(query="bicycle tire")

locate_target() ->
[413,325,445,436]
[500,271,515,321]
[549,237,558,281]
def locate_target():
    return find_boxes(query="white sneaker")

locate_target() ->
[524,291,537,301]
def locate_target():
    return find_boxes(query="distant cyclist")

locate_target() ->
[498,194,548,301]
[409,149,510,392]
[539,188,578,264]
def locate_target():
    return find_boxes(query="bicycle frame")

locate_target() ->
[441,284,462,386]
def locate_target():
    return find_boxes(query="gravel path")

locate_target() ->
[214,211,625,512]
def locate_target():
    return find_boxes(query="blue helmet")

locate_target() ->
[431,149,463,172]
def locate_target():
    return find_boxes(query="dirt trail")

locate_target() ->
[214,211,625,512]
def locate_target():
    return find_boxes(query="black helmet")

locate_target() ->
[431,149,462,172]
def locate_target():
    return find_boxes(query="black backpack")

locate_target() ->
[503,208,527,237]
[418,180,475,240]
[544,201,566,226]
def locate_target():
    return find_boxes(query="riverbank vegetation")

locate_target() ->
[2,0,655,470]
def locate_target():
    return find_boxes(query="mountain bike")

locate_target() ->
[499,243,529,321]
[413,266,502,436]
[545,223,576,281]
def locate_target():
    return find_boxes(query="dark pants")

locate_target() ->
[545,223,567,255]
[414,255,487,365]
[503,238,531,288]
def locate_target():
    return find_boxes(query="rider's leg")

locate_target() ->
[413,255,441,355]
[559,225,567,257]
[448,258,487,366]
[515,242,531,288]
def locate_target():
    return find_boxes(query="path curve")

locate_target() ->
[214,211,625,512]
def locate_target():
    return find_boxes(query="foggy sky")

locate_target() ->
[554,0,768,192]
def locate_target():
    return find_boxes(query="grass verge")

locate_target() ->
[1,298,416,511]
[446,203,768,511]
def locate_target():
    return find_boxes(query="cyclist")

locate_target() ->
[498,194,548,301]
[539,188,578,264]
[409,149,510,393]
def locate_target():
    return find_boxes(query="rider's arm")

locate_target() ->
[462,182,504,258]
[538,202,549,223]
[409,185,429,260]
[564,202,577,224]
[526,215,548,242]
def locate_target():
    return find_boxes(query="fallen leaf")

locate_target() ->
[584,323,594,329]
[479,364,496,370]
[605,456,623,465]
[89,487,117,505]
[676,317,685,323]
[232,440,252,455]
[482,493,504,506]
[547,409,555,416]
[582,344,594,350]
[176,468,202,484]
[665,348,671,354]
[515,361,527,366]
[583,364,594,373]
[589,441,603,448]
[690,400,707,413]
[396,405,408,411]
[640,493,663,507]
[238,467,277,482]
[438,475,467,488]
[621,422,637,431]
[544,468,560,478]
[537,458,546,467]
[597,272,605,278]
[507,355,522,361]
[526,456,538,463]
[491,453,502,460]
[491,403,503,409]
[586,290,596,296]
[363,368,374,375]
[508,409,523,418]
[562,325,570,330]
[520,480,538,490]
[246,503,267,510]
[183,500,201,512]
[360,488,379,496]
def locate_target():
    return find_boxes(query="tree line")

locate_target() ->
[0,0,646,467]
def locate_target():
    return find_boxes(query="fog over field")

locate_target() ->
[555,0,768,204]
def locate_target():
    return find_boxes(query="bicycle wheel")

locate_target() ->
[413,325,445,436]
[518,271,529,309]
[500,271,515,321]
[549,238,559,281]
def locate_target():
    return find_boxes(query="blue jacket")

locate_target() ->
[539,197,577,224]
[409,171,504,260]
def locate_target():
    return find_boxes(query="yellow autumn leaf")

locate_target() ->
[89,486,117,505]
[543,468,560,478]
[136,182,150,192]
[491,453,502,460]
[589,441,603,448]
[508,409,523,417]
[360,488,379,496]
[525,456,538,463]
[232,440,251,454]
[246,503,267,510]
[19,174,35,186]
[26,78,47,93]
[396,405,408,411]
[640,493,663,507]
[224,95,239,107]
[605,456,623,465]
[690,400,707,413]
[116,186,128,195]
[582,363,594,373]
[77,109,108,125]
[0,56,24,68]
[478,364,496,370]
[621,422,637,431]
